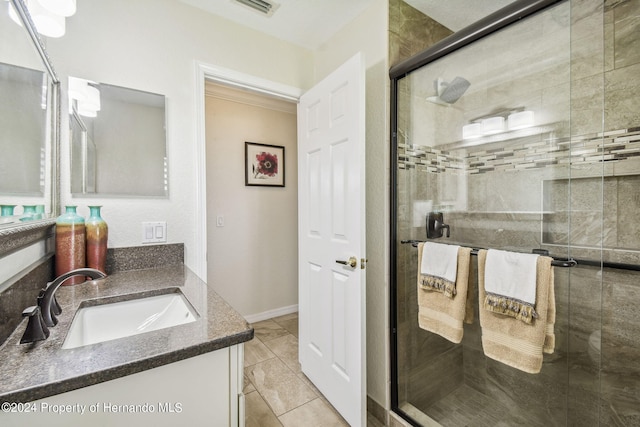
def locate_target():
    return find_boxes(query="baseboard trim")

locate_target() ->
[244,304,298,324]
[367,395,387,425]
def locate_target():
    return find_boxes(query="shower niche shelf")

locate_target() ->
[542,175,640,252]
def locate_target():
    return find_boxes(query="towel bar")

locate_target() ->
[400,240,577,268]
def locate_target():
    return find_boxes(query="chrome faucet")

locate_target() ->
[20,268,106,344]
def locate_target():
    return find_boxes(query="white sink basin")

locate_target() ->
[62,292,198,349]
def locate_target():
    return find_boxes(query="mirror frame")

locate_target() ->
[0,0,60,256]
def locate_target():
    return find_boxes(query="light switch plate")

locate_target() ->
[142,221,166,243]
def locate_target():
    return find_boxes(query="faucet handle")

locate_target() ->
[441,223,450,238]
[20,306,50,344]
[426,212,451,239]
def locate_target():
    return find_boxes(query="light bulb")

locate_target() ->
[68,76,88,101]
[36,0,76,17]
[8,2,23,27]
[481,117,505,135]
[83,85,101,111]
[77,102,98,117]
[508,110,535,130]
[462,123,483,140]
[13,0,67,37]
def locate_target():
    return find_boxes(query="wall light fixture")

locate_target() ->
[69,76,101,118]
[507,110,535,130]
[8,0,76,38]
[481,116,505,135]
[462,109,536,140]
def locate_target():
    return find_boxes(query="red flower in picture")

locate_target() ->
[254,151,278,177]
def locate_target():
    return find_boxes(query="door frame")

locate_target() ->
[193,61,302,280]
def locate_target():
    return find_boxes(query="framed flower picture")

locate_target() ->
[245,142,285,187]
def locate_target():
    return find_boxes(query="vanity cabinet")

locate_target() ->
[2,344,245,427]
[1,263,252,427]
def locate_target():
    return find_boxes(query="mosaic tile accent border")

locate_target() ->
[398,127,640,174]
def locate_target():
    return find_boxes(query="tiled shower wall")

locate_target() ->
[395,0,640,425]
[388,0,452,67]
[399,128,640,176]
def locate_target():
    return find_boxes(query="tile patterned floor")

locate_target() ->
[244,313,386,427]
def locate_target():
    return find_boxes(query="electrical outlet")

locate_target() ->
[142,221,166,243]
[216,215,224,227]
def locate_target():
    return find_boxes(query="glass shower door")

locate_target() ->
[392,1,574,425]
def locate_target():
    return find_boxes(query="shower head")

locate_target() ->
[433,77,470,104]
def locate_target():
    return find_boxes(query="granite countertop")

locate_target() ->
[0,265,253,404]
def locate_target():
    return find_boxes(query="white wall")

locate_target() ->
[43,0,389,409]
[0,8,44,70]
[205,83,298,317]
[314,0,388,80]
[47,0,314,273]
[312,0,390,409]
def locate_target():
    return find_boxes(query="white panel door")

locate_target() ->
[297,52,366,427]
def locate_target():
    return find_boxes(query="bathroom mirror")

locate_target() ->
[70,80,168,197]
[0,62,47,195]
[0,0,59,230]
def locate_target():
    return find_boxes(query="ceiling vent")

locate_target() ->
[233,0,279,17]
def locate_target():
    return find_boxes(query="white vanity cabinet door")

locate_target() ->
[2,344,244,427]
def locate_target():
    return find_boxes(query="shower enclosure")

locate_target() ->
[390,0,640,425]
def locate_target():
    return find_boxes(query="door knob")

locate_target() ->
[336,256,358,268]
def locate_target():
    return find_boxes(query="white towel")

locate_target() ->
[478,250,556,373]
[485,249,539,304]
[417,244,473,343]
[419,242,461,298]
[421,242,461,282]
[484,249,539,323]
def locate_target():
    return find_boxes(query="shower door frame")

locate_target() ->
[388,1,565,425]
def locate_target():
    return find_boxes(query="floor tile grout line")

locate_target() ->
[250,317,304,421]
[244,355,277,368]
[243,335,277,368]
[245,328,321,420]
[275,396,325,420]
[247,315,353,426]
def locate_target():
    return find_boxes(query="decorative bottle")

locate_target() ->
[35,204,45,219]
[20,205,37,221]
[0,205,16,216]
[86,205,108,274]
[55,206,86,285]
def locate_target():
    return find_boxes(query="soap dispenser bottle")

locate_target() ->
[55,206,86,285]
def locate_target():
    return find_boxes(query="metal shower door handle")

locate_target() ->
[336,257,358,268]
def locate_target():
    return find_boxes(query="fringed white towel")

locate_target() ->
[417,243,473,344]
[484,249,539,323]
[478,249,555,374]
[419,242,461,298]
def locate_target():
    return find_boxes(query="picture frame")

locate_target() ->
[245,142,285,187]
